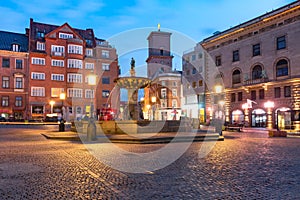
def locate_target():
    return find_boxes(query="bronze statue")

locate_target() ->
[130,57,135,70]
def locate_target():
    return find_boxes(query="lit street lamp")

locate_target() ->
[49,100,55,114]
[59,93,66,132]
[264,100,275,129]
[87,73,97,141]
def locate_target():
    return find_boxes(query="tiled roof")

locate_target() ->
[0,31,28,52]
[30,20,96,47]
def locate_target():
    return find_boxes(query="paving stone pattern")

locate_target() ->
[0,127,299,199]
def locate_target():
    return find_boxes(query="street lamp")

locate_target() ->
[242,103,250,126]
[49,100,55,114]
[87,73,97,141]
[264,100,275,129]
[151,96,156,120]
[59,93,66,132]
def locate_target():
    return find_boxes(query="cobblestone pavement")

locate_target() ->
[0,127,299,199]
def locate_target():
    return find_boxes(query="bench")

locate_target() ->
[225,125,243,132]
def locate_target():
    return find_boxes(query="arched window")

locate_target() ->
[252,65,262,80]
[232,69,241,84]
[215,73,223,85]
[276,59,288,77]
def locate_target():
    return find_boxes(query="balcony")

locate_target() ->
[244,77,269,86]
[51,51,65,57]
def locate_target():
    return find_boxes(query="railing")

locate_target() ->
[244,77,269,86]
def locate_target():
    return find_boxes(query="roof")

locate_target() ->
[29,19,96,47]
[0,31,28,52]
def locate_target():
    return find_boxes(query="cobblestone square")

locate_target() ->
[0,127,299,199]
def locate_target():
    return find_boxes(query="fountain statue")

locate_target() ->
[114,58,151,120]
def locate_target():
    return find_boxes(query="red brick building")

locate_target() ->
[27,19,118,121]
[0,31,29,121]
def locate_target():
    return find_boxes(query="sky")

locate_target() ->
[0,0,296,74]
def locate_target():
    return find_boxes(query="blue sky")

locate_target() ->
[0,0,295,73]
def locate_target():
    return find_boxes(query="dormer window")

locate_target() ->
[12,44,19,52]
[59,32,73,39]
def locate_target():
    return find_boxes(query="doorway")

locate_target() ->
[251,109,267,127]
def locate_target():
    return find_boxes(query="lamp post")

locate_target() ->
[242,103,249,126]
[151,96,156,120]
[87,73,97,141]
[59,93,65,132]
[264,100,275,129]
[49,101,55,114]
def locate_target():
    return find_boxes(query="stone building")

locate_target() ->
[200,1,300,129]
[0,31,29,120]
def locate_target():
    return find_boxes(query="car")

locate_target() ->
[0,117,7,122]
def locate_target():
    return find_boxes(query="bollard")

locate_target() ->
[59,120,65,132]
[87,119,96,141]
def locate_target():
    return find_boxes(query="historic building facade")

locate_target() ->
[145,29,182,120]
[0,31,29,120]
[200,1,300,128]
[27,19,118,121]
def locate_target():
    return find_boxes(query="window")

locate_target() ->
[36,42,45,51]
[16,59,23,69]
[276,59,288,77]
[232,50,239,62]
[231,93,236,102]
[51,60,64,67]
[186,70,190,76]
[15,97,22,107]
[192,55,196,61]
[68,45,83,55]
[238,92,243,101]
[67,88,82,98]
[2,58,10,68]
[2,77,9,88]
[85,89,95,98]
[36,32,45,38]
[51,88,64,97]
[253,43,261,56]
[68,59,82,69]
[274,87,281,98]
[232,69,241,84]
[59,32,73,39]
[259,89,265,99]
[161,81,166,86]
[51,45,65,56]
[284,86,291,97]
[86,49,93,57]
[198,53,203,59]
[102,90,110,98]
[172,89,177,97]
[51,74,64,81]
[102,77,110,84]
[102,63,110,71]
[277,36,286,50]
[102,50,109,58]
[215,56,221,66]
[31,72,45,80]
[252,65,262,80]
[15,77,23,89]
[199,80,203,87]
[251,90,256,100]
[172,100,177,108]
[160,49,164,56]
[67,73,82,83]
[32,57,45,65]
[31,87,45,97]
[12,44,19,52]
[85,63,94,70]
[192,68,197,74]
[161,88,167,98]
[2,96,9,107]
[192,82,197,88]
